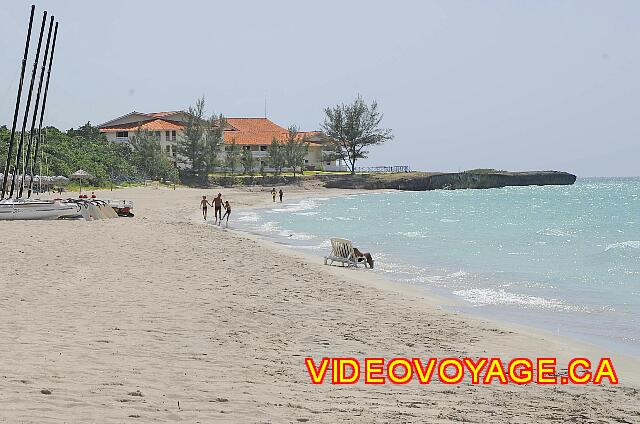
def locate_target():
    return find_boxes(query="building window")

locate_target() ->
[165,145,171,154]
[304,159,309,164]
[165,131,170,140]
[115,131,128,138]
[153,131,161,140]
[326,161,331,165]
[243,145,251,151]
[260,145,267,151]
[171,130,176,141]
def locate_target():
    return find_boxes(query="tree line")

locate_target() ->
[0,94,393,184]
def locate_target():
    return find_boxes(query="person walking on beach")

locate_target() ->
[221,200,231,227]
[271,188,277,202]
[212,193,224,224]
[279,189,283,203]
[200,195,210,220]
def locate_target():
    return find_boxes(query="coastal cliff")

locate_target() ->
[321,171,577,191]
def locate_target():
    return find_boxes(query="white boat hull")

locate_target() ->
[0,199,79,221]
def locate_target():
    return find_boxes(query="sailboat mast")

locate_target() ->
[9,10,47,199]
[1,5,35,200]
[28,22,58,198]
[20,15,54,198]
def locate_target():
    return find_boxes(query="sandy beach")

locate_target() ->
[1,184,639,423]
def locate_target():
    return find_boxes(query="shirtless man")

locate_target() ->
[212,193,224,223]
[200,196,209,220]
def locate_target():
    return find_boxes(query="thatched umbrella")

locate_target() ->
[52,175,69,185]
[70,169,93,194]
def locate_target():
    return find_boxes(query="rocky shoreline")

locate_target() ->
[320,171,577,191]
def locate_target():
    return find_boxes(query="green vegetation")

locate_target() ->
[174,97,224,184]
[240,147,255,175]
[283,126,308,176]
[464,168,506,174]
[321,95,393,174]
[0,122,177,186]
[268,137,286,174]
[129,129,179,182]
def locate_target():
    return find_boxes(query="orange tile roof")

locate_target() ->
[225,117,287,133]
[223,131,287,145]
[100,118,184,132]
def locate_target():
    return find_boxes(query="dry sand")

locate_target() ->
[1,184,639,423]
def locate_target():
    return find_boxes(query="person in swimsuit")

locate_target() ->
[212,193,223,223]
[221,200,231,226]
[271,188,277,202]
[353,247,374,269]
[279,189,283,203]
[200,196,209,220]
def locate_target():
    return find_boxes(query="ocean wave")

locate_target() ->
[258,221,280,233]
[236,212,260,222]
[280,232,315,241]
[440,218,460,223]
[605,240,640,251]
[536,228,576,237]
[452,288,574,311]
[398,231,429,238]
[269,199,321,213]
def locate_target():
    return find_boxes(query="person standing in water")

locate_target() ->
[279,189,283,203]
[221,200,231,226]
[212,193,224,223]
[271,188,277,202]
[200,196,210,220]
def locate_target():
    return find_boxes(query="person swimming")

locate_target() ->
[221,200,231,226]
[200,196,209,220]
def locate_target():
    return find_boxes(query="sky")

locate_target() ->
[1,1,639,176]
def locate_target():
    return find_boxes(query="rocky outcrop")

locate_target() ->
[321,171,577,191]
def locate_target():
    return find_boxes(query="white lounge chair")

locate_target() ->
[324,237,370,268]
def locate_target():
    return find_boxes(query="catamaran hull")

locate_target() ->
[0,200,78,220]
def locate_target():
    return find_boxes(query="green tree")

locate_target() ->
[268,137,285,175]
[175,97,224,183]
[283,125,308,176]
[224,139,240,175]
[129,128,177,181]
[241,147,255,175]
[67,122,104,140]
[320,95,393,174]
[203,114,225,176]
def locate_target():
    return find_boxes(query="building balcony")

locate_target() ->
[252,151,269,158]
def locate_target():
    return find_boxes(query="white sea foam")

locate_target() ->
[237,212,260,222]
[453,288,574,311]
[259,221,280,233]
[440,218,460,223]
[398,231,429,238]
[269,199,321,214]
[605,240,640,251]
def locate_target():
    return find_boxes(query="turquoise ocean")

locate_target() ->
[235,178,640,355]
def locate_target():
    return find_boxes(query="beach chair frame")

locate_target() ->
[323,237,369,268]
